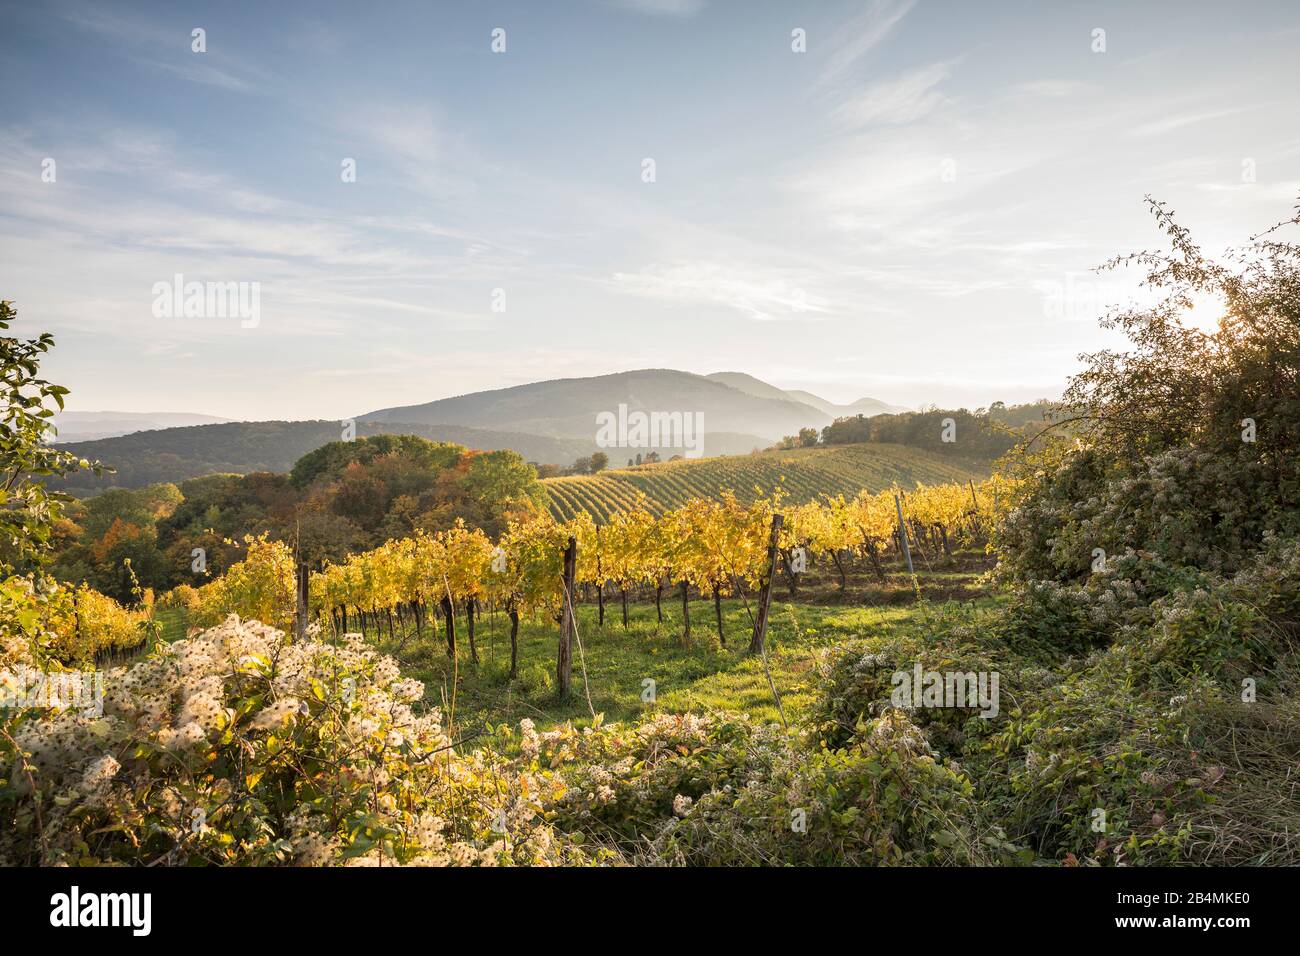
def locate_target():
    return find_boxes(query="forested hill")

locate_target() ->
[50,420,596,495]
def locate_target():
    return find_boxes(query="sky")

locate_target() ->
[1,0,1298,420]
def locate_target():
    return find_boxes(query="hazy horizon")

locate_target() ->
[3,0,1298,419]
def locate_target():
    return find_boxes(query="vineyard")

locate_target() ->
[541,442,985,520]
[6,194,1300,874]
[2,579,155,666]
[159,478,1012,675]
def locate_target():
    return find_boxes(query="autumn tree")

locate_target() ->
[999,196,1300,581]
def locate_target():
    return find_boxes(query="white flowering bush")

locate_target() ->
[526,711,763,845]
[0,616,592,866]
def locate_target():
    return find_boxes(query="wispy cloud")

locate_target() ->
[832,60,956,129]
[336,103,484,204]
[817,0,917,88]
[58,3,271,93]
[1127,105,1258,139]
[1008,79,1094,99]
[145,58,254,92]
[610,262,835,322]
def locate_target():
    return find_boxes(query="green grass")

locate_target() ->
[541,441,987,520]
[155,606,189,642]
[369,594,1001,734]
[152,547,999,733]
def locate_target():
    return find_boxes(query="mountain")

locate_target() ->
[781,389,844,419]
[844,396,910,417]
[52,410,229,443]
[704,371,797,405]
[50,369,909,494]
[51,421,598,494]
[707,373,907,421]
[360,369,828,446]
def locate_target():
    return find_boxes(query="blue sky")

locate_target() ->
[2,0,1298,420]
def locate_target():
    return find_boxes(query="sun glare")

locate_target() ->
[1180,289,1228,334]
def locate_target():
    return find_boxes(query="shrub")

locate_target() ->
[1,578,148,667]
[535,712,761,847]
[978,542,1300,865]
[526,708,1019,866]
[0,616,592,866]
[649,711,1022,866]
[808,602,1054,757]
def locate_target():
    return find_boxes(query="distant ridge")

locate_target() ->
[706,372,906,420]
[52,410,229,443]
[359,368,830,443]
[704,371,797,405]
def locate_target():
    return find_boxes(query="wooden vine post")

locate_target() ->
[680,580,691,645]
[967,478,981,540]
[294,556,309,642]
[595,526,605,627]
[894,494,914,575]
[556,535,577,698]
[441,595,456,657]
[749,513,784,654]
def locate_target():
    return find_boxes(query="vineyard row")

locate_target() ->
[169,478,1016,688]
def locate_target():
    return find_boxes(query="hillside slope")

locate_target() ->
[360,368,828,443]
[542,442,986,520]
